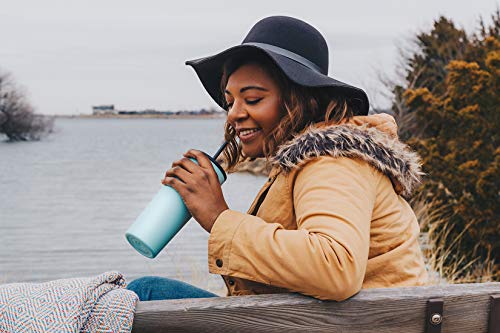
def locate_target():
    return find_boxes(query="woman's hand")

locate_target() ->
[162,149,229,233]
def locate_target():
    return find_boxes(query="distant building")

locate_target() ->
[92,105,116,115]
[91,104,224,117]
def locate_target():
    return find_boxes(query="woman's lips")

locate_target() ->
[238,128,262,143]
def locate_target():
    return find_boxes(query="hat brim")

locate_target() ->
[186,44,369,116]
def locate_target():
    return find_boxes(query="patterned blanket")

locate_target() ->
[0,271,138,333]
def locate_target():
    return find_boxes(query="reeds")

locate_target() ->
[413,192,497,284]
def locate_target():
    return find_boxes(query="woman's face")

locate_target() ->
[225,62,283,158]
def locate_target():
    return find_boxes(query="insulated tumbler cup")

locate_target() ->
[125,153,227,258]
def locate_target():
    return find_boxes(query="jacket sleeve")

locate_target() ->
[207,156,378,301]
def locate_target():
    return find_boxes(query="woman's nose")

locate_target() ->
[227,101,248,123]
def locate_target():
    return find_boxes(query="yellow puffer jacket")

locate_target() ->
[208,114,429,301]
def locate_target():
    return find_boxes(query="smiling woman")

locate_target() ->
[127,15,428,302]
[223,61,282,158]
[219,50,355,171]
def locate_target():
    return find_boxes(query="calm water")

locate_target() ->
[0,118,266,294]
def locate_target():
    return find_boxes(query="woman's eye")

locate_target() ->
[225,98,261,110]
[246,98,262,105]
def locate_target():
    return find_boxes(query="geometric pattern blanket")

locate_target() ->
[0,271,138,333]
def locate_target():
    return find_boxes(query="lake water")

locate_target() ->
[0,118,266,295]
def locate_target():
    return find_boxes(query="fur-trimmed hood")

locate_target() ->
[271,114,423,198]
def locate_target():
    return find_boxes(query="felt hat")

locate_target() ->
[186,15,369,115]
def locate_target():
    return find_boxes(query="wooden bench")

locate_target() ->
[132,282,500,332]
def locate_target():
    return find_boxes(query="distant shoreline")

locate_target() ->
[53,114,226,119]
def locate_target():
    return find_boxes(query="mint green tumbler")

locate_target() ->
[125,153,227,258]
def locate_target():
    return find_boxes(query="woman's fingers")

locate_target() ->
[163,166,191,185]
[163,149,219,190]
[171,156,199,174]
[183,150,218,183]
[161,176,184,193]
[183,149,213,170]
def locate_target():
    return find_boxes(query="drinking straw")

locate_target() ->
[212,141,229,160]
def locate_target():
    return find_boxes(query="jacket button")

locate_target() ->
[215,259,223,267]
[228,279,235,286]
[268,177,272,182]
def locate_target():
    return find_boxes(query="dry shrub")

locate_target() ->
[0,71,54,141]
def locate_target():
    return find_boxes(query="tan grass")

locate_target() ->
[412,193,496,284]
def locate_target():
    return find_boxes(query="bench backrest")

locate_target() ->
[132,282,500,332]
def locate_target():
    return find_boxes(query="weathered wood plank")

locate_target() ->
[132,282,500,333]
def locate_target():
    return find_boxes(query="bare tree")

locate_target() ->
[0,71,53,141]
[369,35,424,140]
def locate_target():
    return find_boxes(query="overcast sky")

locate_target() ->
[1,0,498,115]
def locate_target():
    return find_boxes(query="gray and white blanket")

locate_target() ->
[0,271,138,333]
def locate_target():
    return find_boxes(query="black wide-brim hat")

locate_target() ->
[186,16,369,116]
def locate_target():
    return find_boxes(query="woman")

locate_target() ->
[127,16,428,301]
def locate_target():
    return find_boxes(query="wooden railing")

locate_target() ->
[132,282,500,333]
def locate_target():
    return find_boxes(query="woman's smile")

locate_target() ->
[237,127,262,143]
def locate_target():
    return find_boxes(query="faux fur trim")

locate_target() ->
[271,124,423,198]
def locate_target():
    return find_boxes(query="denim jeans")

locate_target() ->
[126,276,219,301]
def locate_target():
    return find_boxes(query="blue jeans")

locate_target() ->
[127,276,219,301]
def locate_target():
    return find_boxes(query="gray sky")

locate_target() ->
[1,0,498,115]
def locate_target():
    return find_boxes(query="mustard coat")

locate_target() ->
[208,114,428,301]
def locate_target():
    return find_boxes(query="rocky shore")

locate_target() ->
[221,158,272,176]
